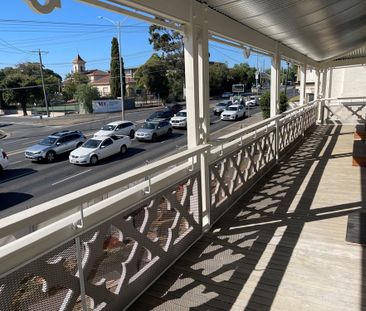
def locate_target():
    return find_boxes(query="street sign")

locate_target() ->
[232,84,244,93]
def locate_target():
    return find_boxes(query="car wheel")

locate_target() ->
[120,145,127,154]
[129,130,135,139]
[152,133,158,142]
[46,151,56,162]
[235,115,238,120]
[90,155,98,165]
[167,128,172,136]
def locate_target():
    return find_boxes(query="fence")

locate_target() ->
[0,100,320,310]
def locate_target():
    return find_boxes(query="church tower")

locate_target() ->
[72,54,86,73]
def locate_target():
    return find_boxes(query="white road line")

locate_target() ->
[52,169,92,186]
[8,148,25,156]
[21,139,40,145]
[2,137,28,145]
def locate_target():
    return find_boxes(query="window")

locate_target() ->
[101,138,113,147]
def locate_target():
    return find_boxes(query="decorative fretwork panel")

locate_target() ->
[0,173,201,310]
[210,129,275,221]
[325,103,366,124]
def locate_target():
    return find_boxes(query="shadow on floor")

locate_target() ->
[131,125,363,310]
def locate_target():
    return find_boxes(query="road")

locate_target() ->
[0,105,261,217]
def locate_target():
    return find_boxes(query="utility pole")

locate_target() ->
[32,49,49,117]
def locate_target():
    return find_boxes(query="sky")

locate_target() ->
[1,1,273,79]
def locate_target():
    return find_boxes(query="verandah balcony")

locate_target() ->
[1,98,366,310]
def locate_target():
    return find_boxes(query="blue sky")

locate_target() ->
[1,1,272,78]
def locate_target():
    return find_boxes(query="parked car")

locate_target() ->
[94,121,136,139]
[25,130,86,162]
[69,135,131,165]
[170,110,187,128]
[166,103,184,114]
[136,120,172,141]
[214,101,232,115]
[221,92,233,98]
[146,109,175,121]
[0,148,9,171]
[221,104,246,120]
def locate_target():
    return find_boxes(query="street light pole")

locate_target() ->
[98,16,125,120]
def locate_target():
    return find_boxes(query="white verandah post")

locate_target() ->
[299,62,307,105]
[184,1,211,231]
[271,44,281,162]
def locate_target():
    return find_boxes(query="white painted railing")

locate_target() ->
[323,96,366,124]
[0,101,319,310]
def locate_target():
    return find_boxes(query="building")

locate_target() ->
[70,54,138,97]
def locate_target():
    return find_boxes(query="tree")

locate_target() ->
[0,63,61,115]
[74,84,100,113]
[148,22,184,100]
[259,91,288,119]
[62,72,89,101]
[228,63,256,90]
[209,62,230,96]
[135,54,169,101]
[110,37,126,99]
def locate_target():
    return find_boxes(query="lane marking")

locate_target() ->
[2,137,28,145]
[21,139,41,145]
[51,169,92,186]
[8,148,26,156]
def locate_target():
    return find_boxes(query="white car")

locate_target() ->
[69,135,131,165]
[221,104,246,121]
[170,110,187,128]
[246,96,258,107]
[94,121,136,139]
[0,148,9,171]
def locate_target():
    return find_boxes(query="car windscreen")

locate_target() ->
[39,137,57,146]
[101,125,116,131]
[227,107,238,111]
[176,111,187,117]
[142,122,157,129]
[82,139,102,149]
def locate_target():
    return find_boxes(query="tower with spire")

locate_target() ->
[72,54,86,73]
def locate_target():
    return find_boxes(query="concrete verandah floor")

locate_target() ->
[131,125,366,311]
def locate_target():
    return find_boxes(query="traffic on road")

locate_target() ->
[0,98,261,214]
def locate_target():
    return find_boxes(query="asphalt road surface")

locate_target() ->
[0,105,261,217]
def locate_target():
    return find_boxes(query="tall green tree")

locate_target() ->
[149,22,184,100]
[74,84,100,113]
[0,63,61,115]
[135,54,169,101]
[209,62,230,96]
[110,37,126,99]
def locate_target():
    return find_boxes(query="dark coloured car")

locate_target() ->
[146,109,175,121]
[166,103,184,114]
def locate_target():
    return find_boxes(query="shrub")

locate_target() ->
[259,91,288,119]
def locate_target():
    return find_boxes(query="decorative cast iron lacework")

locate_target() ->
[0,173,201,310]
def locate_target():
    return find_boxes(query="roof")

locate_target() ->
[72,54,86,64]
[90,75,110,85]
[204,0,366,63]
